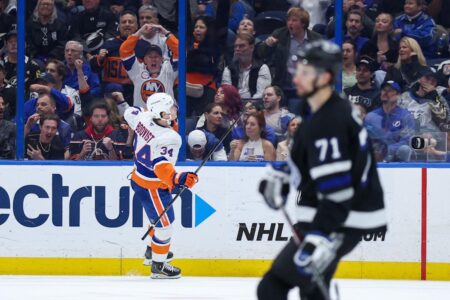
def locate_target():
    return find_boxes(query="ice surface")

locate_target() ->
[0,276,449,300]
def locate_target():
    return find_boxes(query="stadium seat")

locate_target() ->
[254,11,287,36]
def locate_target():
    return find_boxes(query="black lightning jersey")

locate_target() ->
[290,92,387,235]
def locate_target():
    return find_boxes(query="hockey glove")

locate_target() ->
[258,163,290,210]
[173,172,198,189]
[293,231,343,276]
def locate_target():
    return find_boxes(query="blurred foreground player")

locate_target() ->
[257,40,387,299]
[124,93,198,279]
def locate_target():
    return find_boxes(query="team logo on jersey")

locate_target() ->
[393,120,401,128]
[140,79,165,102]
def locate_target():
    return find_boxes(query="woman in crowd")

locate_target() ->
[27,0,69,62]
[229,111,276,161]
[186,0,230,118]
[343,40,357,89]
[197,103,233,153]
[385,37,427,88]
[196,84,243,129]
[360,12,399,71]
[276,117,300,161]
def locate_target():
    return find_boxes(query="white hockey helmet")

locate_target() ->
[146,93,174,120]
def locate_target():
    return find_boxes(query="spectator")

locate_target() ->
[360,12,399,70]
[195,84,243,130]
[120,23,178,108]
[45,59,91,123]
[345,57,381,112]
[398,67,449,133]
[237,16,255,36]
[138,5,171,60]
[262,85,294,142]
[228,111,276,161]
[26,0,69,62]
[343,40,358,89]
[24,72,74,122]
[256,7,323,89]
[228,0,255,33]
[276,116,300,161]
[24,92,73,150]
[344,9,369,53]
[103,86,135,160]
[225,16,259,68]
[186,0,230,117]
[63,40,102,97]
[0,63,16,120]
[25,113,66,160]
[196,103,233,154]
[69,0,118,50]
[2,30,41,94]
[186,129,227,161]
[232,99,277,147]
[69,101,119,160]
[327,0,374,39]
[222,33,272,99]
[0,94,15,159]
[365,80,416,162]
[387,37,427,88]
[394,0,438,58]
[103,83,130,117]
[90,10,139,105]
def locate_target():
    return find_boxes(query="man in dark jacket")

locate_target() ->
[256,6,322,88]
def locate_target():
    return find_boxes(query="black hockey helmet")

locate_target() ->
[294,40,342,78]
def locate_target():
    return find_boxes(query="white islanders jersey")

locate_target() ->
[124,106,181,190]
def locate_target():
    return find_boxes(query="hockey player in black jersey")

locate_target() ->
[257,40,387,300]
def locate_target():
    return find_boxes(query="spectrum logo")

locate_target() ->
[0,174,216,228]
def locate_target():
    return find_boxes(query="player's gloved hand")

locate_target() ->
[173,172,198,189]
[293,231,343,276]
[258,163,290,210]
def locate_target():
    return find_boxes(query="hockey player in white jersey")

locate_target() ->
[124,93,198,279]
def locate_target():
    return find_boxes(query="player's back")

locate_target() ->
[124,107,181,189]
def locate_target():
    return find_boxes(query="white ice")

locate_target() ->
[1,276,449,300]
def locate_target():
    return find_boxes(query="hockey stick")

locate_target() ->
[282,191,336,300]
[140,111,245,241]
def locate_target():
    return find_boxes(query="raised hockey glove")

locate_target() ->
[173,172,198,189]
[258,163,290,210]
[293,231,343,276]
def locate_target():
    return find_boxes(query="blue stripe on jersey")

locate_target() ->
[152,156,168,169]
[122,56,136,71]
[318,173,352,191]
[135,159,157,178]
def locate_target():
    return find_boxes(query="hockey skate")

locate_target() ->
[143,246,174,266]
[151,261,181,279]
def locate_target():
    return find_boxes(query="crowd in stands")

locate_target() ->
[1,0,450,163]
